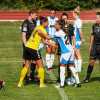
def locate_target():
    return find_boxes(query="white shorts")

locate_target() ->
[60,50,74,65]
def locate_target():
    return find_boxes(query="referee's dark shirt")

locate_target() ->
[21,19,37,41]
[92,23,100,45]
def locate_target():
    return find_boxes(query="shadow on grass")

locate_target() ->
[90,77,100,82]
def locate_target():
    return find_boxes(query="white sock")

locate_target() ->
[50,54,55,68]
[60,67,65,87]
[77,59,82,72]
[74,59,78,68]
[69,66,80,84]
[46,54,51,69]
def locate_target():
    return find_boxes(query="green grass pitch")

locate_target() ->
[0,21,100,100]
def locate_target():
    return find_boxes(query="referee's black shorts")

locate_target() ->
[90,44,100,60]
[23,45,41,61]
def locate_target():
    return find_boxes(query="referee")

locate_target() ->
[21,9,37,83]
[83,12,100,83]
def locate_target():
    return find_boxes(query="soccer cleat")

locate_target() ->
[82,77,90,83]
[40,83,47,88]
[17,82,23,88]
[74,83,81,88]
[83,78,89,83]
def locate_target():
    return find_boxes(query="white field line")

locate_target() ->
[55,85,68,100]
[45,68,68,100]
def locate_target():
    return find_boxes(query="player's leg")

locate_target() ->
[69,64,81,87]
[22,46,29,84]
[60,53,71,87]
[75,49,82,73]
[83,45,97,83]
[36,59,46,88]
[60,64,66,87]
[18,60,30,87]
[83,59,96,82]
[56,44,61,83]
[67,65,72,78]
[46,46,52,70]
[50,46,56,68]
[29,61,36,81]
[75,41,82,73]
[68,50,81,87]
[18,47,33,87]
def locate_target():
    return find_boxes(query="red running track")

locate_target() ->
[0,10,96,21]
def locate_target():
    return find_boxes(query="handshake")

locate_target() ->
[46,39,57,48]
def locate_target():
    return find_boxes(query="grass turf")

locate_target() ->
[0,21,100,100]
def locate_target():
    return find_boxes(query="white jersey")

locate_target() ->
[36,19,40,26]
[48,16,58,37]
[74,17,82,42]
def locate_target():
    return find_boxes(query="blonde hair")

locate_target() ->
[74,6,80,16]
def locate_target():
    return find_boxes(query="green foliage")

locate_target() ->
[0,0,99,10]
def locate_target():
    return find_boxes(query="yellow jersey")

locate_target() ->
[26,25,47,50]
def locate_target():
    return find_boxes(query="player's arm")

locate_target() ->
[22,32,27,45]
[72,35,76,49]
[79,28,83,41]
[89,25,95,52]
[89,34,94,53]
[21,22,28,45]
[37,29,57,47]
[78,20,84,41]
[42,38,57,48]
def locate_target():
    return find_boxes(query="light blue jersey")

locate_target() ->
[48,16,58,37]
[74,17,82,49]
[55,29,74,64]
[55,30,73,54]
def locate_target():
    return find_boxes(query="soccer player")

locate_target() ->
[18,17,55,88]
[73,10,83,74]
[57,13,75,83]
[55,20,81,88]
[83,12,100,83]
[21,9,37,83]
[46,10,58,71]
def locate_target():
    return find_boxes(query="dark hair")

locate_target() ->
[40,16,48,24]
[50,10,56,14]
[56,20,63,27]
[62,12,68,17]
[61,12,68,19]
[28,9,37,15]
[96,12,100,16]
